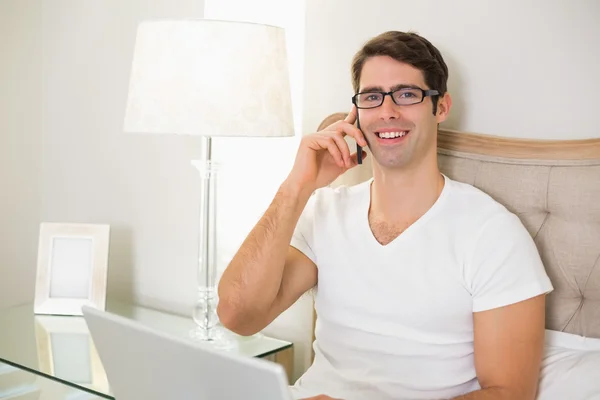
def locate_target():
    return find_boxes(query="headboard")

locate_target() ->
[313,112,600,343]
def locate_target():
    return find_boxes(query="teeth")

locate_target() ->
[378,131,407,139]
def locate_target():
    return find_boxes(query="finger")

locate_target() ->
[336,123,367,147]
[316,136,344,168]
[344,105,357,125]
[349,150,367,167]
[331,133,352,168]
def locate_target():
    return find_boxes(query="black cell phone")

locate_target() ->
[356,114,363,165]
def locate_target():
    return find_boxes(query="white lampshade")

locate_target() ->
[123,19,294,137]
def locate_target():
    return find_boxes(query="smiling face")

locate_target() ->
[357,55,451,171]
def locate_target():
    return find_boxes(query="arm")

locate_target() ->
[451,294,546,400]
[217,183,317,336]
[217,108,367,336]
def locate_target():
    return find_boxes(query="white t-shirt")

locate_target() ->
[289,175,554,400]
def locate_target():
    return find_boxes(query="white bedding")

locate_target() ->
[290,329,600,400]
[537,329,600,400]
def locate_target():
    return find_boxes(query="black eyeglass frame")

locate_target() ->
[352,88,440,109]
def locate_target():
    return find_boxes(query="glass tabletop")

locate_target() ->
[0,360,105,399]
[0,301,292,399]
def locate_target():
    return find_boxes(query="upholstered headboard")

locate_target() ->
[316,112,600,339]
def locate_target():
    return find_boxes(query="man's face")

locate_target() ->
[357,56,450,171]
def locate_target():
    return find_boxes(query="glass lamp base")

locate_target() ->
[189,325,238,351]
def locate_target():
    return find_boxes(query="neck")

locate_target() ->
[370,158,444,225]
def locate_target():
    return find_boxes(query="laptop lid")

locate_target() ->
[82,306,292,400]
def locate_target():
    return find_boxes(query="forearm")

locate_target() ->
[452,387,516,400]
[217,180,311,327]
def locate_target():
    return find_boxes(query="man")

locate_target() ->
[217,31,553,400]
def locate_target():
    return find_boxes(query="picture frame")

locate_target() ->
[34,223,110,316]
[34,316,109,393]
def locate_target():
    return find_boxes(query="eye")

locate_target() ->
[399,91,417,98]
[365,93,381,101]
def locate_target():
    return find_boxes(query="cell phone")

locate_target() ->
[356,114,363,165]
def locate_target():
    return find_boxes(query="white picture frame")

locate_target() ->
[34,223,110,316]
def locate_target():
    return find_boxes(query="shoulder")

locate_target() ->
[309,178,371,214]
[440,176,532,247]
[443,177,536,258]
[443,176,515,225]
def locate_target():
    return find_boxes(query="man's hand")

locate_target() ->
[300,396,342,400]
[285,106,367,195]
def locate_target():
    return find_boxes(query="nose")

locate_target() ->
[378,93,401,120]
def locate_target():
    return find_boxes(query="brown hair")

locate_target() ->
[351,31,448,114]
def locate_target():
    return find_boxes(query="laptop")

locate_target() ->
[82,306,293,400]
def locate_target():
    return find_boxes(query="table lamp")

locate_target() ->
[123,19,294,348]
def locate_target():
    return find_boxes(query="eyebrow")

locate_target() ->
[359,84,422,93]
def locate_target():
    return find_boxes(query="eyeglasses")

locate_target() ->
[352,87,440,109]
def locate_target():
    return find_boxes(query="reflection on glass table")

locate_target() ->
[0,360,105,399]
[0,301,293,399]
[35,316,109,395]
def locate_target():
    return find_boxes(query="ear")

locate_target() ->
[435,92,452,124]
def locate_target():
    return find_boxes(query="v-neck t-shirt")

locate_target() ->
[289,175,553,400]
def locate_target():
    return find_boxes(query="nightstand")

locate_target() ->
[0,360,107,399]
[0,302,293,399]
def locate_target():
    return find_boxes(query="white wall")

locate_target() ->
[304,0,600,140]
[41,0,206,312]
[0,0,42,308]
